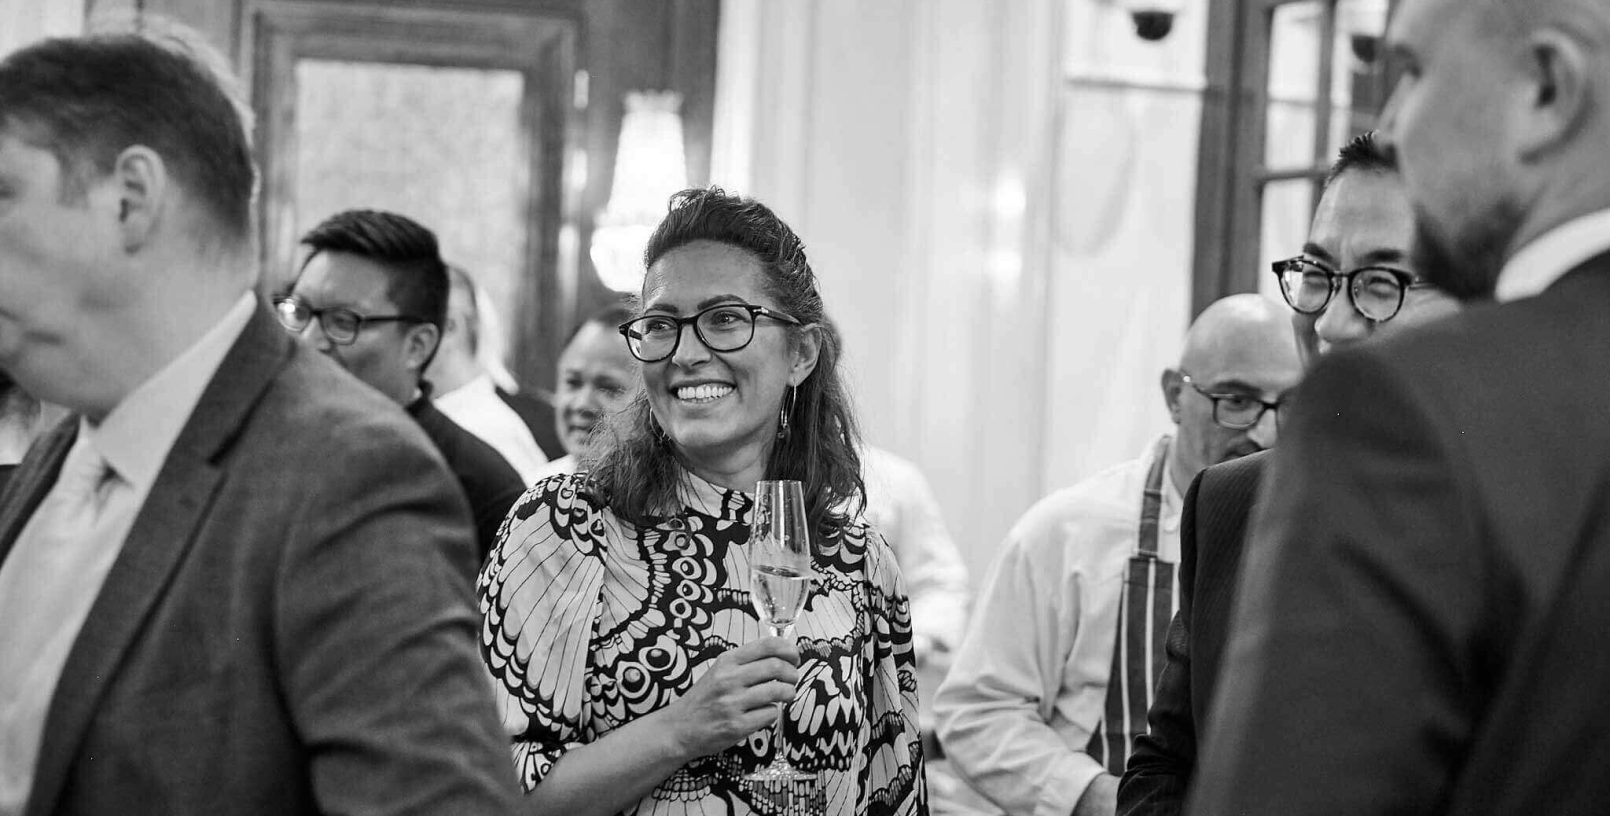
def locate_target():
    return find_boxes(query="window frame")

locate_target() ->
[1190,0,1399,317]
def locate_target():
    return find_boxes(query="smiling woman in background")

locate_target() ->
[536,302,638,477]
[478,187,927,816]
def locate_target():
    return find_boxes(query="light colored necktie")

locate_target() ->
[0,435,118,813]
[30,437,115,538]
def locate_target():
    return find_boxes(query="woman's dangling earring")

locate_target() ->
[777,385,797,440]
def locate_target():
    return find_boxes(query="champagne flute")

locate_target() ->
[745,479,817,783]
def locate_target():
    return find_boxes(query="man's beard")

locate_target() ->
[1412,200,1521,302]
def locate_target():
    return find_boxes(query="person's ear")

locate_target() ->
[787,324,822,387]
[1161,368,1184,425]
[404,322,441,372]
[1516,28,1592,160]
[109,146,167,253]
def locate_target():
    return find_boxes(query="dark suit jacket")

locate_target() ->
[1191,258,1610,815]
[408,395,525,569]
[1117,451,1267,816]
[497,386,565,461]
[2,305,519,816]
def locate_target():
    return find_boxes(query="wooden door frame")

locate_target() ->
[241,0,581,394]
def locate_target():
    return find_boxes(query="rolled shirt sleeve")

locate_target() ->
[935,473,1144,816]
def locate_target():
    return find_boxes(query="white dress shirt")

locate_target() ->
[933,436,1181,816]
[860,446,971,657]
[533,453,577,480]
[432,373,549,484]
[0,292,255,814]
[1495,207,1610,302]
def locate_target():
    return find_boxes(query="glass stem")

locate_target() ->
[771,623,791,767]
[772,702,788,767]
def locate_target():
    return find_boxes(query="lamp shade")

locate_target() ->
[592,90,690,293]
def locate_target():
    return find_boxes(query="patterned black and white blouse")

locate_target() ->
[478,470,928,816]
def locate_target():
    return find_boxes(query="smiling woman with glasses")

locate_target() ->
[619,303,802,363]
[477,187,926,816]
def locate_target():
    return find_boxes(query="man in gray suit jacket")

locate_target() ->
[0,29,518,816]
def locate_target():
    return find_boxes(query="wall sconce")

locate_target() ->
[590,90,690,293]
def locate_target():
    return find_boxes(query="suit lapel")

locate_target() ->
[0,419,79,568]
[24,304,294,816]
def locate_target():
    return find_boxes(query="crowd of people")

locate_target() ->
[2,0,1609,813]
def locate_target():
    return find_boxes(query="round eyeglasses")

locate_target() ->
[618,303,802,363]
[1180,374,1282,431]
[1271,257,1432,322]
[273,295,430,346]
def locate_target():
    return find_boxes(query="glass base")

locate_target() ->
[744,759,816,782]
[741,768,825,816]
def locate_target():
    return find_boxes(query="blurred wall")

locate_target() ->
[0,0,83,56]
[715,0,1203,582]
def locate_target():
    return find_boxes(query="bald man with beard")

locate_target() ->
[1191,1,1610,813]
[934,294,1302,816]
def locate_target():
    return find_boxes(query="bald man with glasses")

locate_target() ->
[934,293,1301,816]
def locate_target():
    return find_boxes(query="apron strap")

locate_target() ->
[1087,435,1177,775]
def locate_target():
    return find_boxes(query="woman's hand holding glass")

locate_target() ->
[745,480,818,782]
[661,637,800,758]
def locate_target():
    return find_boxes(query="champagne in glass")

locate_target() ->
[750,564,812,631]
[745,480,817,783]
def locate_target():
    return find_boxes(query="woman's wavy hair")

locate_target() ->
[587,187,866,543]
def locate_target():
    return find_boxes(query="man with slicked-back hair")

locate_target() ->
[1193,1,1610,813]
[1117,132,1459,816]
[279,210,525,568]
[0,28,518,816]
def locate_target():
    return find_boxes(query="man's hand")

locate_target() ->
[1073,773,1119,816]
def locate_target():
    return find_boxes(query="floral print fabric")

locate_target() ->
[479,471,928,815]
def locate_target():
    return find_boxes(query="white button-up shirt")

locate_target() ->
[860,445,971,657]
[1496,207,1610,302]
[934,437,1181,816]
[432,373,548,484]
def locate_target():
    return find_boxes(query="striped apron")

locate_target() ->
[1085,436,1176,775]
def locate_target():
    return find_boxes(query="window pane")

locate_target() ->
[1264,0,1324,173]
[294,60,528,352]
[1258,178,1319,299]
[1328,0,1393,154]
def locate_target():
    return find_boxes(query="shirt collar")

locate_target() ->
[85,292,257,494]
[1496,207,1610,302]
[432,373,495,412]
[1158,435,1183,534]
[673,466,755,523]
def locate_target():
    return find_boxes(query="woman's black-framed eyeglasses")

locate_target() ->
[1271,256,1433,323]
[618,303,802,363]
[273,295,431,346]
[1180,374,1282,431]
